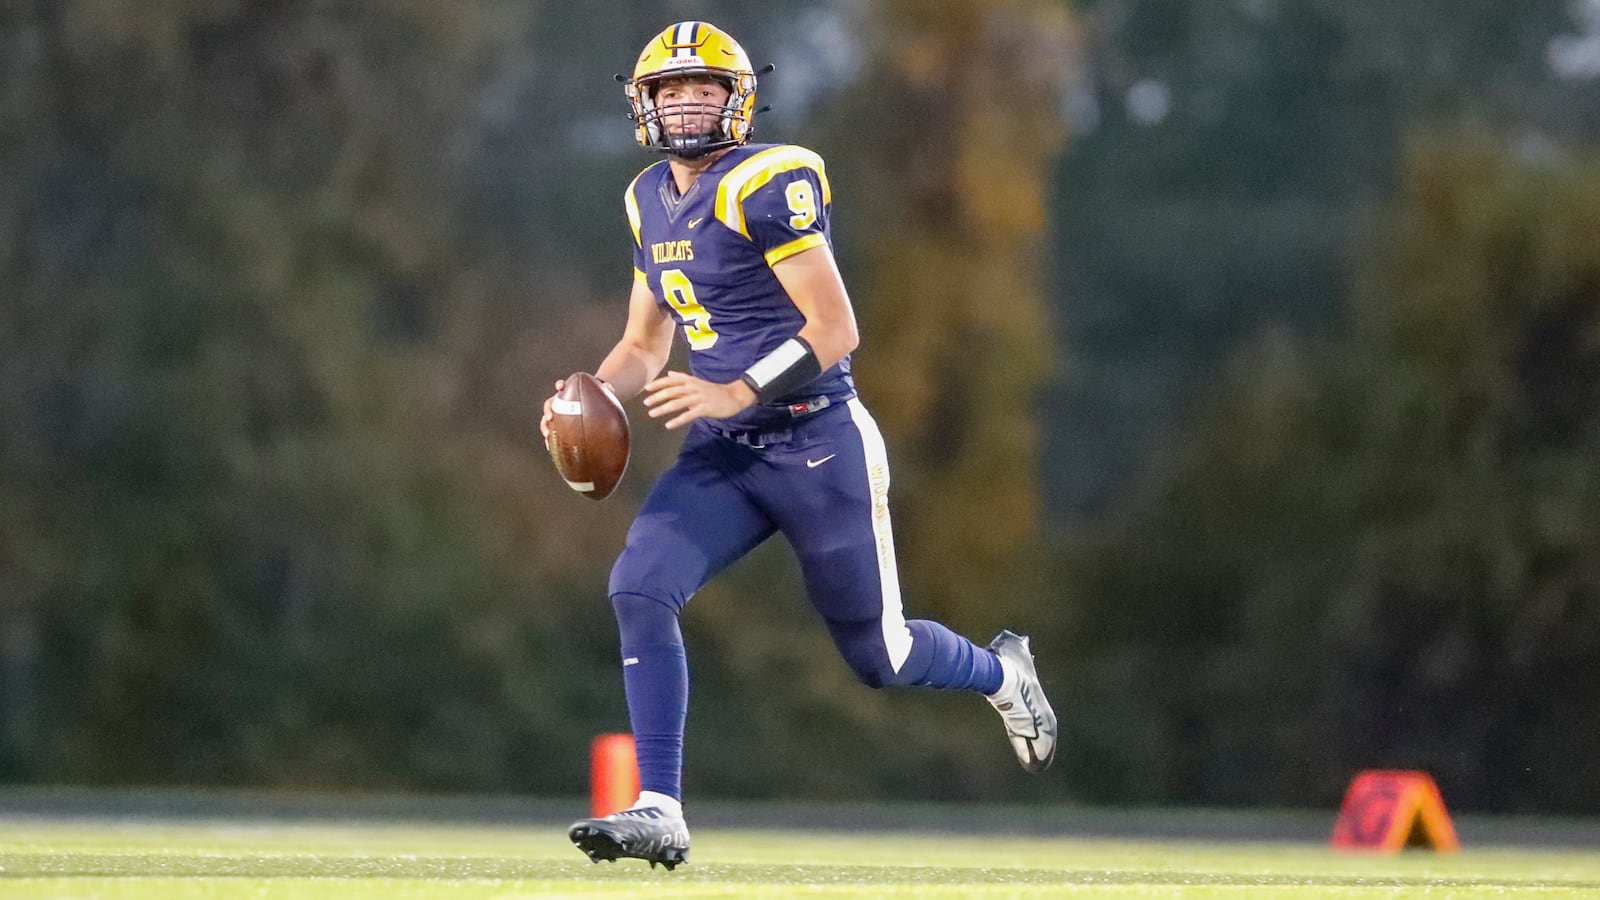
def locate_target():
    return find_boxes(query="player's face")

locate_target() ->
[653,77,732,138]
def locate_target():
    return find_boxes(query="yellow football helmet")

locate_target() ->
[624,21,760,158]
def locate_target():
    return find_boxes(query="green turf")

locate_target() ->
[1,819,1598,897]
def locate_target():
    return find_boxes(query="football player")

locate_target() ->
[541,21,1057,870]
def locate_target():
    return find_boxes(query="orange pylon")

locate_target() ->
[590,733,640,818]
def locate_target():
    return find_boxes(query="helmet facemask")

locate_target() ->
[627,70,758,159]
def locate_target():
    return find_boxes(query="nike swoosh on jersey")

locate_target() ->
[687,217,703,228]
[806,454,836,468]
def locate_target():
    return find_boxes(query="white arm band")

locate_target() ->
[740,337,822,403]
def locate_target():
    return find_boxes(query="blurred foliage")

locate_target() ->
[822,0,1074,632]
[0,0,1074,803]
[1061,136,1600,814]
[0,0,627,790]
[1050,0,1592,514]
[4,0,1600,815]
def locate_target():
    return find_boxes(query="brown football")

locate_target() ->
[546,372,629,501]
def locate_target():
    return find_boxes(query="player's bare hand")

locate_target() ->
[539,378,566,440]
[643,371,755,429]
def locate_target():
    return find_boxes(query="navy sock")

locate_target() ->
[902,619,1004,693]
[620,641,687,800]
[611,592,689,801]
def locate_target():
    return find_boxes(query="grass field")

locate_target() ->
[2,815,1599,898]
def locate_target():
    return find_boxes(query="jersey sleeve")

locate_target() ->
[624,167,649,282]
[714,146,833,266]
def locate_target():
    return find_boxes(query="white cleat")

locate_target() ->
[986,630,1058,774]
[568,806,690,870]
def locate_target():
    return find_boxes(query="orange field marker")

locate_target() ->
[590,733,640,818]
[1331,769,1460,852]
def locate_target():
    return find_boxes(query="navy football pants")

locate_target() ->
[610,398,926,684]
[605,398,1003,800]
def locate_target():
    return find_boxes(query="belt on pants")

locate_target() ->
[703,395,841,448]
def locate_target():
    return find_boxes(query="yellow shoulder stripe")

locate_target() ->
[764,232,829,267]
[714,145,832,239]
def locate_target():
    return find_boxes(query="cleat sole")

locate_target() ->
[568,821,688,871]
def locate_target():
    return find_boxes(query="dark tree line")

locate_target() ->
[1061,137,1600,813]
[3,0,1600,813]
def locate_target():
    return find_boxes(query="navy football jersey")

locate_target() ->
[625,143,856,431]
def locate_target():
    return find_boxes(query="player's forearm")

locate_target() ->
[595,343,669,401]
[796,315,859,371]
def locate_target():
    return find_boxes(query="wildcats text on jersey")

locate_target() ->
[651,240,695,263]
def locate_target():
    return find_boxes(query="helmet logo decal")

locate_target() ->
[669,21,703,52]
